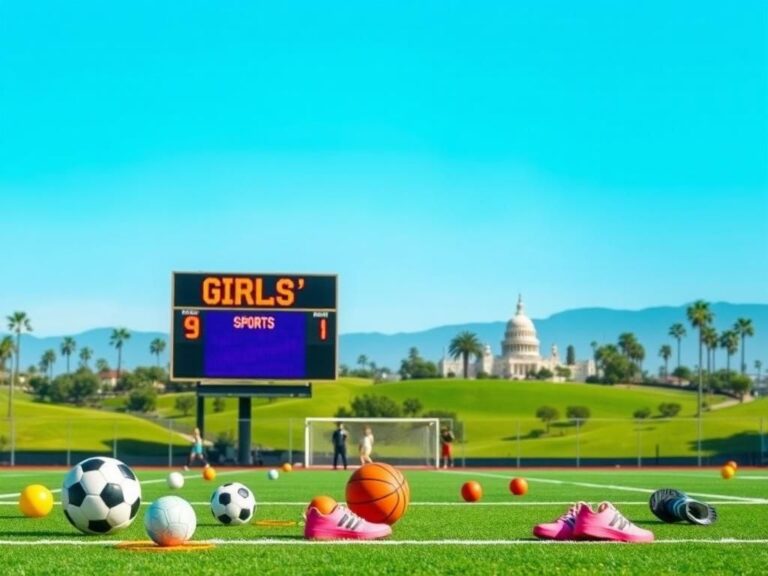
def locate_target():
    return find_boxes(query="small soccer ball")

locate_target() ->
[145,496,197,547]
[281,462,293,473]
[461,481,482,502]
[210,482,256,525]
[202,466,216,481]
[267,469,279,480]
[61,456,141,534]
[721,465,736,480]
[19,484,54,518]
[167,472,184,490]
[510,477,528,496]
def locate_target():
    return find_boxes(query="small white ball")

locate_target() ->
[145,496,196,547]
[167,472,185,490]
[267,469,279,480]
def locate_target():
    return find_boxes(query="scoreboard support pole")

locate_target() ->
[196,387,205,438]
[238,397,252,466]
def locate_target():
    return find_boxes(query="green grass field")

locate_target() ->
[1,465,767,574]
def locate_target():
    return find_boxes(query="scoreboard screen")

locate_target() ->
[171,273,337,381]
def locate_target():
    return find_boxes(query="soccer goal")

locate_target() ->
[304,417,441,469]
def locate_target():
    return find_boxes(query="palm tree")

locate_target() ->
[659,345,672,378]
[109,328,131,378]
[7,311,32,418]
[0,336,15,382]
[60,337,77,374]
[668,323,687,370]
[356,354,369,373]
[79,347,93,369]
[733,318,754,375]
[95,358,110,373]
[687,300,713,416]
[755,360,763,384]
[448,331,483,379]
[719,330,739,376]
[149,338,167,367]
[39,349,56,380]
[701,326,718,374]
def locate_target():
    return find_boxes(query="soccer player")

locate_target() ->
[359,426,374,465]
[184,427,209,470]
[331,422,348,470]
[440,425,455,468]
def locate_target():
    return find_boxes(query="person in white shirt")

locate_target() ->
[359,426,374,465]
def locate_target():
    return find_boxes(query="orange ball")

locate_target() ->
[202,466,216,481]
[345,463,409,525]
[461,481,483,502]
[726,460,738,470]
[510,477,528,496]
[19,484,54,518]
[721,465,736,480]
[307,495,337,515]
[281,462,293,473]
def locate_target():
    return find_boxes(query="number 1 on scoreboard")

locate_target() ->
[319,317,327,341]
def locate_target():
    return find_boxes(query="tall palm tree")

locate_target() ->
[149,338,167,368]
[356,354,369,372]
[95,358,110,373]
[0,336,15,382]
[448,331,483,379]
[719,330,739,376]
[687,300,713,416]
[733,318,754,375]
[79,347,93,369]
[7,311,32,418]
[659,345,672,378]
[39,349,56,380]
[756,360,763,384]
[668,323,687,370]
[109,328,131,378]
[701,326,718,374]
[60,337,77,374]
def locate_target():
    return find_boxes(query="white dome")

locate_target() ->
[501,295,541,358]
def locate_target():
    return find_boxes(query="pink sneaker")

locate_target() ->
[573,502,654,543]
[304,504,392,540]
[533,502,586,540]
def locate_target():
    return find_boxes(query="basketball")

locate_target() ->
[461,481,482,502]
[345,463,409,525]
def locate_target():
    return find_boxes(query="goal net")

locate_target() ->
[304,417,440,468]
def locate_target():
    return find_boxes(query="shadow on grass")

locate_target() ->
[688,431,764,459]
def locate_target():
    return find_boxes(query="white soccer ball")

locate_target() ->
[61,456,141,535]
[145,495,196,547]
[267,469,279,480]
[167,472,184,490]
[210,482,256,525]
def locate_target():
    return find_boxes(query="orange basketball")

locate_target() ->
[345,463,409,525]
[461,480,482,502]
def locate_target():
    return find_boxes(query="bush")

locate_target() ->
[125,386,157,412]
[728,374,752,401]
[536,368,554,380]
[212,397,226,413]
[633,407,652,419]
[658,402,682,418]
[175,395,195,416]
[566,406,591,422]
[535,406,559,433]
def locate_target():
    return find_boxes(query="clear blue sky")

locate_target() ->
[1,1,766,336]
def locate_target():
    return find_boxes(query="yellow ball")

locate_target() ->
[19,484,54,518]
[202,466,216,481]
[281,462,293,473]
[721,465,736,480]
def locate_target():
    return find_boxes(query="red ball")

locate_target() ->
[509,477,528,496]
[461,481,482,502]
[345,463,410,525]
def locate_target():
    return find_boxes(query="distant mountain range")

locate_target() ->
[2,303,766,376]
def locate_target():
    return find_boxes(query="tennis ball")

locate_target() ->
[461,481,482,502]
[202,466,216,481]
[19,484,54,518]
[510,477,528,496]
[721,465,736,480]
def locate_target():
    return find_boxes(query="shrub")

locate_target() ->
[658,402,682,418]
[566,406,591,422]
[535,406,559,433]
[633,407,652,419]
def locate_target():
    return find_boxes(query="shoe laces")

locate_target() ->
[559,502,586,526]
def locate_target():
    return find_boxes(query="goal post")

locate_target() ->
[304,417,441,469]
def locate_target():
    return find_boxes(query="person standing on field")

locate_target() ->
[440,425,455,469]
[331,422,348,470]
[359,426,374,465]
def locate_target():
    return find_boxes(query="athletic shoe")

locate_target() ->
[573,502,654,543]
[649,488,718,526]
[533,502,586,540]
[304,504,392,540]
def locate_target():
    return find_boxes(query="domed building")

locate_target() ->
[439,295,595,381]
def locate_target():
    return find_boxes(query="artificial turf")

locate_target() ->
[0,466,767,575]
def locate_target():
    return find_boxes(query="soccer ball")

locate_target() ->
[167,472,184,490]
[267,469,279,480]
[210,482,256,525]
[61,456,141,534]
[145,496,196,547]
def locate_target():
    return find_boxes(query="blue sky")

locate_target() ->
[1,1,766,336]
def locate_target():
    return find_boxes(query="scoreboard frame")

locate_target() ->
[170,272,338,383]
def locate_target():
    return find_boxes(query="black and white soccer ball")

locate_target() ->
[61,456,142,534]
[210,482,256,525]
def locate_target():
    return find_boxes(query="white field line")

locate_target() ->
[0,469,249,500]
[0,538,768,546]
[445,470,768,504]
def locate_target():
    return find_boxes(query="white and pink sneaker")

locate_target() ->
[533,502,586,540]
[572,502,654,543]
[304,504,392,540]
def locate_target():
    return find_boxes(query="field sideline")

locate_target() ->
[0,467,767,574]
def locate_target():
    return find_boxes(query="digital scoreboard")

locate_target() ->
[171,273,337,382]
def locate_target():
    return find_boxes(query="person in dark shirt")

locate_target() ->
[440,426,455,469]
[331,422,348,470]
